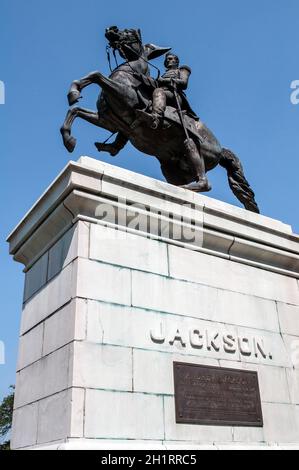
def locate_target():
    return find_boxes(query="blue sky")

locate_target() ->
[1,0,299,401]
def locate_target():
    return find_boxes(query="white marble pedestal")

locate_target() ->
[7,157,299,449]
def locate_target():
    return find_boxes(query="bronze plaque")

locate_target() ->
[173,362,263,426]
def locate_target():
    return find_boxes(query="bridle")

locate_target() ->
[106,33,161,79]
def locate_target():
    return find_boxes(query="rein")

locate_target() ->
[106,39,161,79]
[106,45,119,73]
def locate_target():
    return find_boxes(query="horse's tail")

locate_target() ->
[219,148,260,213]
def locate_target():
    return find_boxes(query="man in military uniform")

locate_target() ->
[149,52,198,129]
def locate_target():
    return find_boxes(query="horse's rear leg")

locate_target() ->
[60,107,101,152]
[180,138,211,192]
[95,132,128,156]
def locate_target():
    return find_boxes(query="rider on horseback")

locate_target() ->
[61,25,259,211]
[95,51,199,155]
[148,52,199,129]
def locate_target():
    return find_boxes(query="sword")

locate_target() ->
[172,80,203,145]
[171,80,207,176]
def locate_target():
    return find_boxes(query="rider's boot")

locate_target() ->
[133,89,166,129]
[150,88,166,129]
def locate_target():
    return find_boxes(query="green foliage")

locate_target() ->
[0,440,10,450]
[0,386,14,451]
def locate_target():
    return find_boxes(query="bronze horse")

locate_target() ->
[61,26,259,213]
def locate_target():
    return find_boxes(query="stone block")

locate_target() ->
[232,426,265,443]
[132,270,217,319]
[212,289,279,332]
[37,390,70,444]
[72,342,132,391]
[36,388,84,444]
[89,223,168,275]
[11,402,38,449]
[17,323,43,371]
[282,334,299,369]
[168,244,299,304]
[43,298,86,356]
[277,303,299,337]
[75,258,131,306]
[23,252,48,301]
[48,221,89,280]
[262,403,299,443]
[84,389,164,440]
[21,263,73,334]
[286,368,299,404]
[69,388,85,438]
[14,345,71,408]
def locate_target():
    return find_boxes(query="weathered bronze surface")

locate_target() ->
[173,362,263,427]
[61,26,259,213]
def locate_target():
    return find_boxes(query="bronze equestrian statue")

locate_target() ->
[61,26,259,213]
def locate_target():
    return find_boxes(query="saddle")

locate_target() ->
[132,107,221,154]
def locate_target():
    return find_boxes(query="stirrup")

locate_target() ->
[151,113,162,130]
[151,118,160,129]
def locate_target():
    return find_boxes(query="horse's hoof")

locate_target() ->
[65,136,77,153]
[95,142,119,156]
[95,142,102,152]
[180,179,212,193]
[68,90,81,106]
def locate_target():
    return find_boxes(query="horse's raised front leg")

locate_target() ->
[60,107,101,152]
[67,70,128,106]
[68,70,132,107]
[67,71,104,106]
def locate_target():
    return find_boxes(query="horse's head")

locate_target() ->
[105,26,143,61]
[105,26,172,62]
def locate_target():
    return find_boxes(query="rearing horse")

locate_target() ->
[61,26,259,213]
